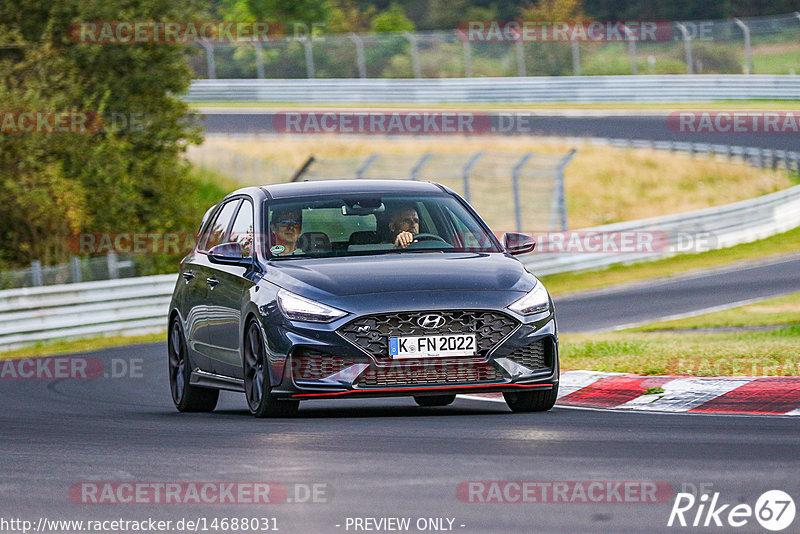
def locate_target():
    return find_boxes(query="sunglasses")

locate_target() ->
[274,219,301,228]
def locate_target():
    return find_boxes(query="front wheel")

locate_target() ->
[503,385,558,413]
[168,319,219,412]
[243,320,299,418]
[414,395,456,407]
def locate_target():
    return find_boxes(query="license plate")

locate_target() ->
[389,334,477,359]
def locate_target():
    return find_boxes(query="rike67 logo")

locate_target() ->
[668,490,796,531]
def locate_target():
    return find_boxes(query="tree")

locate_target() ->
[0,0,204,269]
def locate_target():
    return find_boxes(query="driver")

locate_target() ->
[385,204,420,248]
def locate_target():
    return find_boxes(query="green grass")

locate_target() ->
[560,326,800,376]
[541,224,800,296]
[0,333,165,360]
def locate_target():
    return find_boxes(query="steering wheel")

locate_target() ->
[411,233,448,243]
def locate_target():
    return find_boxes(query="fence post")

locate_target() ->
[462,151,483,202]
[511,153,534,232]
[515,40,526,76]
[200,42,216,79]
[107,252,119,279]
[676,23,693,74]
[734,18,752,75]
[403,31,422,78]
[301,38,315,78]
[356,154,379,179]
[552,149,576,231]
[70,256,82,284]
[349,33,367,78]
[31,260,43,287]
[622,25,637,75]
[253,43,265,79]
[410,153,432,180]
[462,40,473,77]
[571,39,580,76]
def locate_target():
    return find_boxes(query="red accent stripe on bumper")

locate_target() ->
[291,382,553,398]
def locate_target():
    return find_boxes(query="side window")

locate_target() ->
[201,200,240,251]
[229,200,254,258]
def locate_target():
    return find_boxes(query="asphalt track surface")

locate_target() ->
[199,111,800,151]
[2,342,799,534]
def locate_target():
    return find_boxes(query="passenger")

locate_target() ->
[270,208,303,255]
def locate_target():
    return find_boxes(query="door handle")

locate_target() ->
[182,271,195,282]
[206,277,220,288]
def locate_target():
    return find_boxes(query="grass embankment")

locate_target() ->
[188,136,794,231]
[560,291,800,376]
[0,333,165,361]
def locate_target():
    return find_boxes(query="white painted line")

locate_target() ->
[783,407,800,416]
[620,377,755,412]
[609,297,787,332]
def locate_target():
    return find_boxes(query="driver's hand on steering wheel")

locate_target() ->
[394,231,416,248]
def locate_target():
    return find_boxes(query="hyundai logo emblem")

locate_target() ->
[417,314,446,329]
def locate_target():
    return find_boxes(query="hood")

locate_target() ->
[264,253,535,299]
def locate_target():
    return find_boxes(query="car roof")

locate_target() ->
[259,179,447,200]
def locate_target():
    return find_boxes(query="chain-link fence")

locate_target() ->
[186,13,800,80]
[0,254,136,290]
[295,151,575,233]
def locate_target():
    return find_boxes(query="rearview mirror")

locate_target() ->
[503,233,536,255]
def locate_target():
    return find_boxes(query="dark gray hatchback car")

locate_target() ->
[168,180,559,417]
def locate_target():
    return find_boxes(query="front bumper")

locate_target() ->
[265,308,559,400]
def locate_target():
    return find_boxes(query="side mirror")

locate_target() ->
[208,242,251,265]
[503,233,536,255]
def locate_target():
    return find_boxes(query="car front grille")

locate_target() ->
[338,310,519,361]
[356,359,506,387]
[505,340,550,372]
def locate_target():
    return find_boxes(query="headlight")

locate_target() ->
[507,282,550,316]
[277,289,347,323]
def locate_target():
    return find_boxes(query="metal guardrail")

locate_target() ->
[0,274,176,351]
[521,182,800,276]
[186,75,800,103]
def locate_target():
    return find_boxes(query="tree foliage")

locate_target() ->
[0,0,204,270]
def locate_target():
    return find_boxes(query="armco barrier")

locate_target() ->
[0,274,177,351]
[2,183,799,350]
[185,75,800,103]
[522,183,800,275]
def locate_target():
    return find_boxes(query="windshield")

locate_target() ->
[264,193,501,259]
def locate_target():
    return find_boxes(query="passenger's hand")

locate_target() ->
[394,231,415,248]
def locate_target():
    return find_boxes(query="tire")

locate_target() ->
[168,319,219,412]
[503,385,558,413]
[414,394,456,407]
[243,319,299,418]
